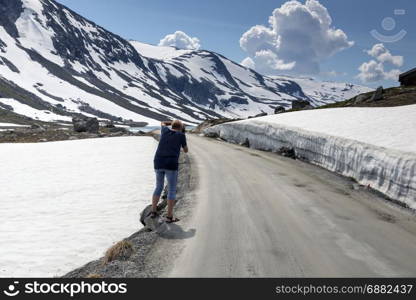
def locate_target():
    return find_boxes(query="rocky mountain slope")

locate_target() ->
[319,85,416,109]
[0,0,370,126]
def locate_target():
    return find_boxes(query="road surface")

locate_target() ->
[167,135,416,277]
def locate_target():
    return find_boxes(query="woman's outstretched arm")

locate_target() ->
[161,121,172,127]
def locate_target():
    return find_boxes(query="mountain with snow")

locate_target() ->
[271,75,373,107]
[0,0,370,125]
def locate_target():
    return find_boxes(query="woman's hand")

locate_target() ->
[161,121,172,126]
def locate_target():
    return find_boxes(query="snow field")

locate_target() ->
[0,137,157,277]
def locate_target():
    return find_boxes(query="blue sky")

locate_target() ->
[56,0,416,88]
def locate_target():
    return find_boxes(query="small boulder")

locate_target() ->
[104,122,115,128]
[204,131,219,138]
[241,138,250,148]
[140,205,153,226]
[292,100,311,110]
[370,86,383,101]
[279,146,296,159]
[72,117,99,133]
[274,106,285,114]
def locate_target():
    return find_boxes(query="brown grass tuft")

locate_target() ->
[103,240,134,264]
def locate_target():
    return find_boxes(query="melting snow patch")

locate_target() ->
[0,98,71,122]
[0,122,30,127]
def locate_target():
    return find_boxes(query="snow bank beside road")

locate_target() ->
[204,105,416,208]
[0,137,157,277]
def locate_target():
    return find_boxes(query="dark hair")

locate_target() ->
[171,120,183,130]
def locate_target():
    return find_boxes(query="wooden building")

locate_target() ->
[399,68,416,86]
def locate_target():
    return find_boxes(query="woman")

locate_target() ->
[151,120,188,223]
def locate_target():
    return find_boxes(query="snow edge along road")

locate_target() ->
[204,122,416,209]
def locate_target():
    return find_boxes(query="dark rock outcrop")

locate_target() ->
[204,131,219,138]
[370,86,383,101]
[103,122,115,128]
[1,57,20,73]
[72,116,99,133]
[248,112,267,119]
[0,0,24,38]
[274,106,285,114]
[292,100,311,110]
[279,147,296,159]
[255,112,267,118]
[241,138,250,148]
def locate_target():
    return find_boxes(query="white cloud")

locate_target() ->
[366,43,403,67]
[239,0,353,75]
[254,50,296,71]
[357,44,403,83]
[321,70,347,77]
[240,25,278,55]
[159,31,201,50]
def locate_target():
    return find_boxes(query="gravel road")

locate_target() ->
[165,135,416,277]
